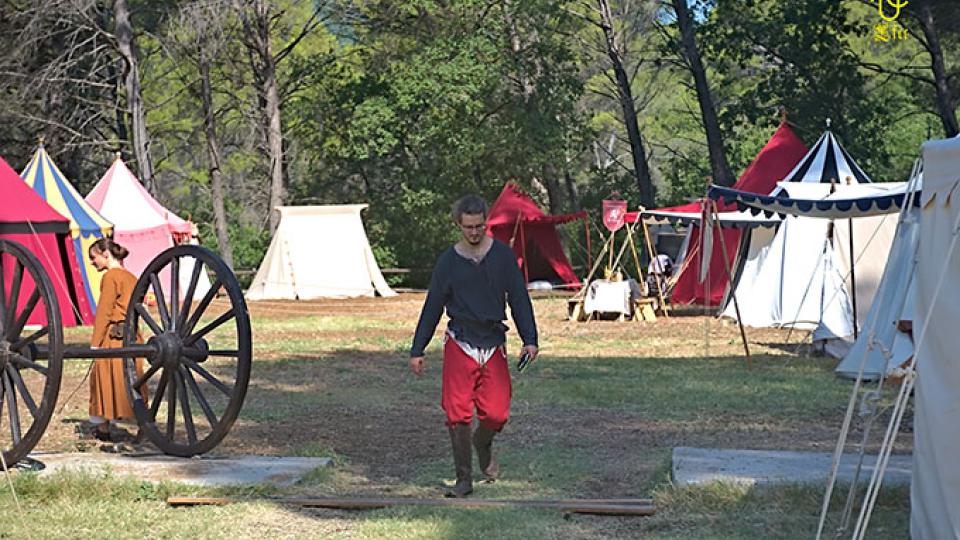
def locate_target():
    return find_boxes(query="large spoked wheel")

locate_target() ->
[0,240,63,466]
[124,245,251,456]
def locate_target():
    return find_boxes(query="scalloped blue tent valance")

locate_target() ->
[708,184,920,219]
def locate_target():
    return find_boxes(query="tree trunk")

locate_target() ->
[541,164,564,214]
[199,49,234,268]
[264,65,285,234]
[914,3,959,137]
[671,0,735,186]
[597,0,656,208]
[114,0,155,192]
[564,169,581,211]
[237,0,286,233]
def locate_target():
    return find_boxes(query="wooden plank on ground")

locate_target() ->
[167,496,656,516]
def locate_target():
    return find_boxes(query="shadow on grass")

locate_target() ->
[219,348,879,494]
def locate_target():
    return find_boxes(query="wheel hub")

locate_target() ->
[148,332,183,369]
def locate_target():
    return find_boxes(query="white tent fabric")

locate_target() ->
[834,172,922,380]
[911,137,960,539]
[246,205,397,300]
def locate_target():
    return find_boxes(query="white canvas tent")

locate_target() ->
[911,137,960,538]
[246,205,397,300]
[715,131,898,353]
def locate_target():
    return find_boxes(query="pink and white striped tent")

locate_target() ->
[86,155,210,299]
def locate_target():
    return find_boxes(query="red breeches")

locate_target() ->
[441,337,512,431]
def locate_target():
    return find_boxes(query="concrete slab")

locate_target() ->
[24,453,331,487]
[672,447,912,487]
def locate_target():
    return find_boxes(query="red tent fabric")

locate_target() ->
[0,157,93,326]
[660,122,808,306]
[486,183,586,288]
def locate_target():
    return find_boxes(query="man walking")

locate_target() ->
[410,194,539,497]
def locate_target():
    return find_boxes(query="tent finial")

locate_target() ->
[38,136,45,147]
[778,106,787,123]
[826,117,832,128]
[115,151,122,160]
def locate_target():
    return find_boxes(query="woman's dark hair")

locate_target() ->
[451,194,488,223]
[89,237,130,261]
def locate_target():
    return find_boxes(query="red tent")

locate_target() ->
[0,157,93,326]
[638,122,808,306]
[486,183,587,288]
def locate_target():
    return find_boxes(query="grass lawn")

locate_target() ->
[0,295,911,538]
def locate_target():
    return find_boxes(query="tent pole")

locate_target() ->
[509,214,522,248]
[584,217,592,273]
[570,233,615,321]
[639,216,668,317]
[520,221,529,284]
[608,230,614,274]
[638,219,669,318]
[849,217,858,340]
[711,200,751,366]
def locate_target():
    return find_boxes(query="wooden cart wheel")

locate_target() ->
[0,240,64,466]
[123,245,251,456]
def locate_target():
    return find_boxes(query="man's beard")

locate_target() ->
[465,234,483,246]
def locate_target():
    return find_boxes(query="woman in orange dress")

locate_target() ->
[87,238,146,441]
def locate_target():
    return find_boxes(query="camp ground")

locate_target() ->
[4,3,960,537]
[0,134,950,539]
[1,132,951,539]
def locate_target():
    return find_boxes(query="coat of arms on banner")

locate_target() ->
[602,199,627,232]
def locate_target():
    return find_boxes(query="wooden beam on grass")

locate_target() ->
[167,496,656,516]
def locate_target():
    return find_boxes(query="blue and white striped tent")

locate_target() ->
[716,130,898,358]
[778,130,872,188]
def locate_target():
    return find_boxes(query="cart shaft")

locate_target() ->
[36,345,157,360]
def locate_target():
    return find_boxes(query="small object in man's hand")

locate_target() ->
[517,351,534,372]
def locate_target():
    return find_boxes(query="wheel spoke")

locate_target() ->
[183,358,233,396]
[10,326,48,351]
[183,348,239,360]
[170,258,180,333]
[149,272,170,331]
[7,289,40,342]
[4,261,23,332]
[182,278,221,337]
[132,362,162,391]
[176,368,196,445]
[184,308,235,347]
[6,365,39,419]
[166,370,177,440]
[3,371,21,444]
[135,304,163,336]
[9,352,49,375]
[148,368,171,421]
[182,366,218,429]
[177,261,205,333]
[0,259,7,334]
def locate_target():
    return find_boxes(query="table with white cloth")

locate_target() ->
[582,279,644,318]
